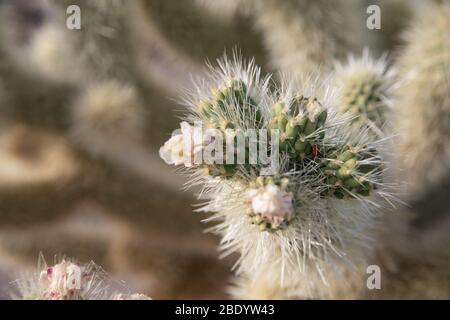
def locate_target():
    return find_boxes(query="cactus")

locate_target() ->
[396,2,450,193]
[2,0,448,301]
[268,95,327,160]
[334,50,396,133]
[11,254,151,300]
[320,144,380,199]
[357,1,450,300]
[70,81,145,157]
[160,54,392,297]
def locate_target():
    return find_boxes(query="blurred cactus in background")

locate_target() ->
[364,1,450,299]
[396,1,450,194]
[11,254,151,300]
[334,49,396,134]
[0,0,234,299]
[0,0,449,300]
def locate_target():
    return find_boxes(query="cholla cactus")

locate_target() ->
[360,1,450,299]
[70,81,145,157]
[12,255,110,300]
[11,254,151,300]
[396,2,450,192]
[334,50,396,133]
[160,53,393,297]
[25,24,81,84]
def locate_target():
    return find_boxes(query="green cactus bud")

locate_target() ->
[232,82,247,103]
[285,118,300,139]
[287,145,299,158]
[212,87,226,101]
[326,176,338,185]
[272,101,285,115]
[294,140,307,153]
[197,100,213,117]
[344,177,360,188]
[304,143,312,155]
[343,158,357,169]
[337,149,355,162]
[336,167,352,180]
[297,115,308,133]
[303,119,317,136]
[289,95,304,116]
[268,117,278,130]
[317,110,328,125]
[279,139,288,151]
[328,152,338,159]
[326,160,341,170]
[277,115,288,132]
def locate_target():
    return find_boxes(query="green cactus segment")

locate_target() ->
[246,176,292,232]
[269,96,327,160]
[192,79,268,179]
[320,145,377,199]
[189,82,381,203]
[341,74,385,126]
[196,79,261,129]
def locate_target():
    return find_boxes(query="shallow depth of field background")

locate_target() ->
[0,0,439,299]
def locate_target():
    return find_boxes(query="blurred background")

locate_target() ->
[0,0,447,299]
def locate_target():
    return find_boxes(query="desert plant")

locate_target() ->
[11,254,151,300]
[396,1,450,194]
[334,49,396,134]
[160,53,395,298]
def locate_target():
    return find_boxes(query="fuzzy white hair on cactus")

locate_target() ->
[12,255,109,300]
[333,49,397,133]
[182,52,272,129]
[25,24,81,83]
[160,52,396,297]
[396,2,450,192]
[70,81,144,158]
[38,260,83,300]
[11,254,151,300]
